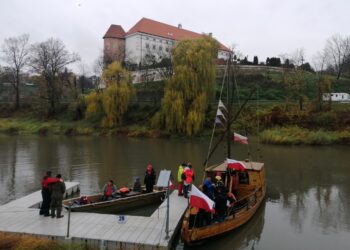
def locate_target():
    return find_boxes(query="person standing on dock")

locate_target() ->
[177,163,186,196]
[50,174,66,218]
[144,164,156,193]
[183,164,195,198]
[40,171,60,216]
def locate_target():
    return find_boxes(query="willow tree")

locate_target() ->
[154,36,219,135]
[101,61,134,127]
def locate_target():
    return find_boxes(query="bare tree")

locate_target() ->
[324,34,350,79]
[1,34,30,109]
[30,38,79,116]
[78,62,90,94]
[91,53,105,90]
[312,51,328,111]
[291,48,305,67]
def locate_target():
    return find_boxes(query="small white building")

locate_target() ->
[322,93,350,102]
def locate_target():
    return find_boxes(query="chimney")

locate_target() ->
[209,32,212,37]
[178,23,182,29]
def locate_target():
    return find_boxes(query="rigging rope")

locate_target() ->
[232,66,252,160]
[204,59,229,171]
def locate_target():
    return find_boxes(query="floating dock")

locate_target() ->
[0,182,188,249]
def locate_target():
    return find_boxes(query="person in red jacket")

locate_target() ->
[144,164,156,193]
[183,164,195,198]
[40,171,60,216]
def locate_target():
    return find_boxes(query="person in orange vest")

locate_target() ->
[183,164,195,198]
[102,180,117,201]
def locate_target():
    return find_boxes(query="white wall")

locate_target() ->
[218,50,230,60]
[323,93,350,101]
[125,33,174,65]
[125,34,141,64]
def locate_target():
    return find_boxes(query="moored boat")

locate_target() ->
[181,160,266,244]
[181,53,266,244]
[63,190,166,214]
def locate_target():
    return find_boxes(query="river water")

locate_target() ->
[0,135,350,250]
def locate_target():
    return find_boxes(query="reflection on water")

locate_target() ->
[1,135,350,249]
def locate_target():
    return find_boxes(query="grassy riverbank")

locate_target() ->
[0,232,94,250]
[0,117,171,137]
[2,100,350,145]
[260,126,350,145]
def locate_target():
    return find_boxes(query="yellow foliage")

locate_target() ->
[85,91,103,120]
[83,61,134,127]
[155,36,218,135]
[101,83,134,127]
[102,61,132,87]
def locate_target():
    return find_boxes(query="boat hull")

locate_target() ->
[181,184,266,244]
[63,191,165,214]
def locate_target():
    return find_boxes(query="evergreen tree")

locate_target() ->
[253,56,259,65]
[153,36,219,135]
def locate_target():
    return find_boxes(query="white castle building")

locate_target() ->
[103,17,231,67]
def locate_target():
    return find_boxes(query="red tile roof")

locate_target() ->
[126,18,230,51]
[103,25,126,39]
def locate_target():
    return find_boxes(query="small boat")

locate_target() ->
[181,160,266,244]
[63,190,166,214]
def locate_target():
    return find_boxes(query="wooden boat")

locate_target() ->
[63,190,166,214]
[181,160,266,244]
[181,54,266,244]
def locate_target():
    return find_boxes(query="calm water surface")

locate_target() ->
[0,135,350,250]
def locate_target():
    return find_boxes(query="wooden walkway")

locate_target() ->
[0,184,188,250]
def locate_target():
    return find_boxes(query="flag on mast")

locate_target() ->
[215,117,224,126]
[233,133,248,144]
[216,108,226,121]
[218,100,227,111]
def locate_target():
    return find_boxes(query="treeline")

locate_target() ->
[235,34,350,78]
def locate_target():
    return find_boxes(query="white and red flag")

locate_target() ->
[233,133,248,144]
[226,158,246,171]
[189,185,215,213]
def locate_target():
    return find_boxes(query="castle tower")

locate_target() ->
[103,25,126,65]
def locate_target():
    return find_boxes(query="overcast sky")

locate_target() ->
[1,0,349,74]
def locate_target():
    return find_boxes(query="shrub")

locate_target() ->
[310,111,338,129]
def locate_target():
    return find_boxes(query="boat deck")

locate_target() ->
[0,182,188,249]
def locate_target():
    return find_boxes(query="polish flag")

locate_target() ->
[189,185,215,213]
[226,158,246,171]
[233,133,248,144]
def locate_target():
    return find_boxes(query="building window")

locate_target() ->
[145,43,149,49]
[146,36,149,40]
[165,47,169,52]
[153,38,156,41]
[159,46,162,51]
[153,45,156,50]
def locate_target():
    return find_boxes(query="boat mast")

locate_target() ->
[226,53,233,159]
